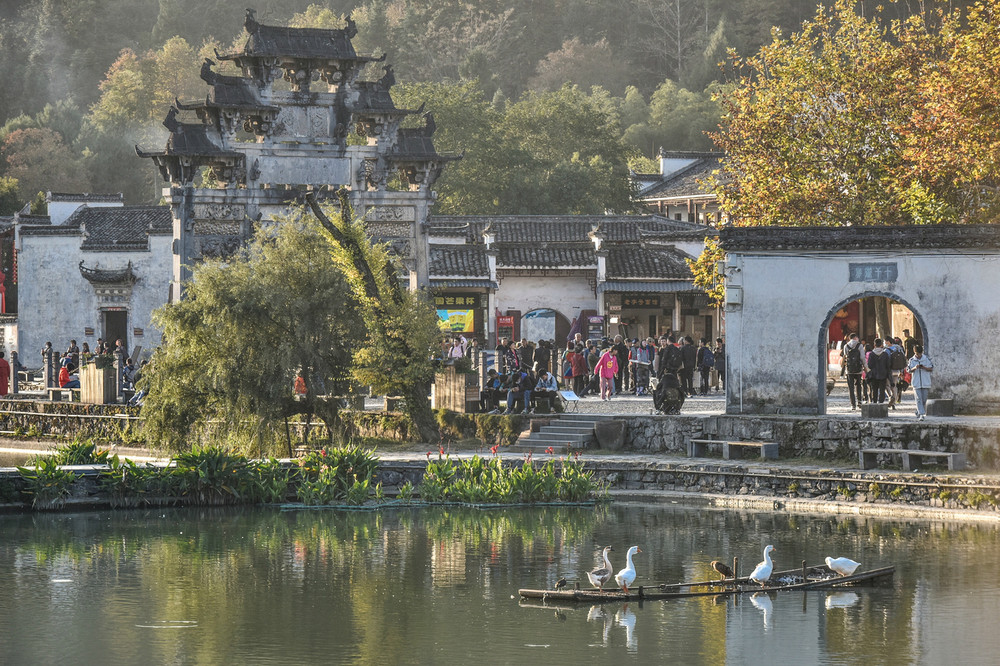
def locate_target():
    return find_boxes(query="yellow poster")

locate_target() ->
[437,309,475,332]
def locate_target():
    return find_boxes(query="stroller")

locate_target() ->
[653,373,686,415]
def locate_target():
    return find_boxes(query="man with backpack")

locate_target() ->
[866,338,892,404]
[841,333,866,409]
[886,336,907,410]
[696,338,715,395]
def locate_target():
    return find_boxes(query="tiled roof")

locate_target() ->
[239,22,358,61]
[430,245,488,277]
[48,192,123,203]
[498,244,595,269]
[637,156,722,199]
[605,244,694,279]
[165,124,241,157]
[429,215,701,243]
[598,281,698,293]
[208,77,276,111]
[71,206,172,251]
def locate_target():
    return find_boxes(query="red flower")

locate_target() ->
[439,446,445,456]
[490,444,499,455]
[545,447,554,454]
[426,452,432,458]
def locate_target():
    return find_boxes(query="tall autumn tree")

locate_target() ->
[711,0,916,227]
[897,0,1000,223]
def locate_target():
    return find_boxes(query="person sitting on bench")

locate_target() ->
[58,357,80,390]
[502,371,533,414]
[533,370,558,408]
[480,369,503,412]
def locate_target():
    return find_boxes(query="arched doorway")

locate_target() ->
[818,292,929,414]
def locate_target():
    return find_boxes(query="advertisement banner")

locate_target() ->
[437,309,475,332]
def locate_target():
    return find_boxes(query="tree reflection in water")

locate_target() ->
[1,503,1000,663]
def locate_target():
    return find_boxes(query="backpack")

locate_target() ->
[700,348,715,368]
[845,344,863,373]
[663,345,682,373]
[890,347,907,371]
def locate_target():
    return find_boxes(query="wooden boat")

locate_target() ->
[518,563,894,603]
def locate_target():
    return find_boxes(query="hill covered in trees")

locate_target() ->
[0,0,972,213]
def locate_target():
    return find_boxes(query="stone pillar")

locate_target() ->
[43,348,56,388]
[114,350,126,403]
[11,351,20,393]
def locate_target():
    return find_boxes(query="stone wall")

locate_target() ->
[616,414,1000,469]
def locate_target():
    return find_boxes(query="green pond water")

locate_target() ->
[1,501,998,664]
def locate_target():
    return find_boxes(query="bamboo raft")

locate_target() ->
[518,562,895,603]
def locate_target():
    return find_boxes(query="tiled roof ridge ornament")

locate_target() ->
[245,8,259,34]
[588,221,604,251]
[482,221,495,249]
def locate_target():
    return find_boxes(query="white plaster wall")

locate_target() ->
[497,276,596,324]
[17,235,91,361]
[725,250,1000,414]
[17,235,172,365]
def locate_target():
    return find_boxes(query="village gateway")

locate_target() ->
[719,224,1000,416]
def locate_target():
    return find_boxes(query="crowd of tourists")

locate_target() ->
[839,328,933,420]
[37,338,146,403]
[480,334,725,414]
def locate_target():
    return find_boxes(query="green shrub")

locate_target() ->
[295,444,379,505]
[18,458,80,509]
[173,447,249,505]
[49,438,110,465]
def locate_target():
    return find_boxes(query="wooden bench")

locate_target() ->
[46,387,80,402]
[859,448,967,471]
[689,438,779,460]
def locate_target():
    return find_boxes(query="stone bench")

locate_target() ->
[46,387,80,402]
[689,438,779,460]
[861,403,889,418]
[859,448,967,471]
[925,399,954,417]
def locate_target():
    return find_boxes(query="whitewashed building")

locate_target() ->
[12,193,172,363]
[720,225,1000,415]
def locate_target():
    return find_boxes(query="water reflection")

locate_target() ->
[1,503,1000,663]
[615,604,637,651]
[825,591,860,609]
[750,592,774,631]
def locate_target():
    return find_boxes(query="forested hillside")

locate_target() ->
[0,0,969,213]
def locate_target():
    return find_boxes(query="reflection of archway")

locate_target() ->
[817,291,930,414]
[521,308,570,345]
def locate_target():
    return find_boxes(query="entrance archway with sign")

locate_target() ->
[820,292,928,414]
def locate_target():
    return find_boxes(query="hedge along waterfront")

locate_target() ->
[1,441,599,511]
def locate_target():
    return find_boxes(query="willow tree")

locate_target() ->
[306,189,441,443]
[140,215,362,454]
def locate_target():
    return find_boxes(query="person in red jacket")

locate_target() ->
[59,357,80,389]
[0,351,9,396]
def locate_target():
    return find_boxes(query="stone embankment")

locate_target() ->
[618,414,1000,468]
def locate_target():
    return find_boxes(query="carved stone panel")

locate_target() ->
[193,204,247,221]
[364,205,415,222]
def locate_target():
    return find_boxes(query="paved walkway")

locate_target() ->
[369,381,1000,426]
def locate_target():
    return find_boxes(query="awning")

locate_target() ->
[598,280,698,294]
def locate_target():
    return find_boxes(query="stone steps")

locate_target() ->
[508,414,618,453]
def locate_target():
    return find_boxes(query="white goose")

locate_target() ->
[825,556,861,576]
[615,546,642,593]
[586,546,615,590]
[749,545,775,587]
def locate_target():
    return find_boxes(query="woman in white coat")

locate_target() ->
[906,344,933,421]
